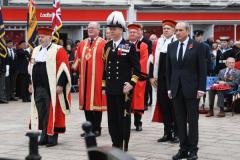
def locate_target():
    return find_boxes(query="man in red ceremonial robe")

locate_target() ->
[128,23,148,131]
[72,22,106,137]
[29,27,71,147]
[149,20,179,143]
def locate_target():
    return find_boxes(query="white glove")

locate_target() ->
[5,65,9,77]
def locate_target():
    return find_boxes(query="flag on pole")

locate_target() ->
[51,0,62,44]
[0,6,7,59]
[27,0,38,49]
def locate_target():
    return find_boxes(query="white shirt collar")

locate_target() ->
[140,36,144,41]
[179,36,189,46]
[159,35,175,53]
[164,35,175,41]
[130,40,137,44]
[35,46,49,62]
[113,37,123,48]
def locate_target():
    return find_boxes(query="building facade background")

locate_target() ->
[1,0,240,45]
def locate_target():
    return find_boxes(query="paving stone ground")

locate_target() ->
[0,93,240,160]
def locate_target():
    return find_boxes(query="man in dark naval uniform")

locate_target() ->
[102,11,140,151]
[215,36,233,74]
[29,27,71,147]
[215,36,234,111]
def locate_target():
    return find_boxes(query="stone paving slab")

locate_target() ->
[0,93,240,160]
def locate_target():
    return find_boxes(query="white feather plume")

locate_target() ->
[107,11,126,30]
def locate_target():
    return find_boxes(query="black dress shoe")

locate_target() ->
[187,152,198,160]
[170,136,180,143]
[157,134,172,142]
[94,130,101,137]
[38,133,48,146]
[46,142,58,147]
[46,134,58,147]
[10,97,18,101]
[172,150,189,160]
[0,99,8,103]
[23,99,31,102]
[136,125,142,131]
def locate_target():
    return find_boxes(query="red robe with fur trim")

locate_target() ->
[73,37,107,111]
[29,43,71,135]
[131,41,148,111]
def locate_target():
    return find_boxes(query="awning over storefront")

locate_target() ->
[2,7,127,24]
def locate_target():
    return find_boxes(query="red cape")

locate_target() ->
[151,99,163,123]
[132,42,148,111]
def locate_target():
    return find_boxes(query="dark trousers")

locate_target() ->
[0,73,7,101]
[18,73,30,101]
[34,87,50,134]
[144,80,152,107]
[84,110,102,132]
[5,71,18,100]
[134,112,142,127]
[107,95,131,150]
[15,74,21,97]
[208,90,225,111]
[172,87,199,152]
[157,78,176,135]
[225,94,233,108]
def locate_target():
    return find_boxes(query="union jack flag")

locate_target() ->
[51,0,62,44]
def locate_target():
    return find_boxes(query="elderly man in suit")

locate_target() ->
[166,22,207,160]
[206,57,240,117]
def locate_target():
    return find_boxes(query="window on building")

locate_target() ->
[214,25,234,41]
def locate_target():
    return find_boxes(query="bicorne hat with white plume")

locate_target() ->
[106,11,126,32]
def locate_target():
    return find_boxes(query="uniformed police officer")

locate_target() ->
[102,11,140,151]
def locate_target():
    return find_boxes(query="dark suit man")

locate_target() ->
[16,41,31,102]
[5,40,18,101]
[166,22,207,160]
